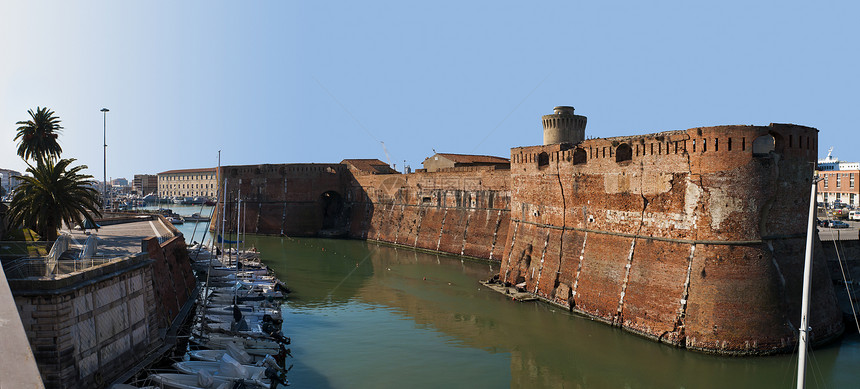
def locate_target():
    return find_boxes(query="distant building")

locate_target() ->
[340,159,398,175]
[421,153,510,172]
[0,169,23,194]
[816,148,859,207]
[133,174,158,195]
[111,178,129,187]
[157,168,217,198]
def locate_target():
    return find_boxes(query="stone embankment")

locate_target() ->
[6,216,196,388]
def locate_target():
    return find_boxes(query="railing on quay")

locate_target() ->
[2,232,120,281]
[2,256,121,280]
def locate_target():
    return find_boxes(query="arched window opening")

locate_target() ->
[538,152,549,167]
[752,134,776,157]
[616,144,632,163]
[573,148,587,165]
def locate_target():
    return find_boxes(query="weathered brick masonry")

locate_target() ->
[501,124,842,354]
[213,123,842,355]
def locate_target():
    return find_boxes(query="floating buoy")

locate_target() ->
[423,277,426,280]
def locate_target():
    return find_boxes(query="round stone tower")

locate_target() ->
[542,106,587,145]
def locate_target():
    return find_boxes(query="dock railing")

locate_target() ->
[1,234,119,280]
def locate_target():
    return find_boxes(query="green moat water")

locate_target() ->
[170,214,858,388]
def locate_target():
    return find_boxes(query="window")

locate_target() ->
[824,174,829,188]
[851,173,855,189]
[616,144,632,163]
[752,135,775,156]
[538,152,549,167]
[837,173,841,188]
[573,148,587,165]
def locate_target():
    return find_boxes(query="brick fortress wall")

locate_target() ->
[500,123,843,355]
[346,166,510,260]
[212,163,511,260]
[212,123,843,355]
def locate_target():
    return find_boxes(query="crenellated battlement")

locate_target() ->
[513,123,818,174]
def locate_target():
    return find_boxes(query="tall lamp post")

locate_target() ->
[101,108,109,210]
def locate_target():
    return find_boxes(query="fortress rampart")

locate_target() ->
[502,123,842,354]
[212,112,843,355]
[345,167,510,260]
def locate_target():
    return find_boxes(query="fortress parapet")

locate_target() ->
[542,106,587,145]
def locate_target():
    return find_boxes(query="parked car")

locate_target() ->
[829,220,850,228]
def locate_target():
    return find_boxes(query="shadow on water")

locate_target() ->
[235,235,857,389]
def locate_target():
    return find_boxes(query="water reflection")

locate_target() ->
[203,235,855,388]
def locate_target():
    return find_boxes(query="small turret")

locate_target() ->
[542,106,587,145]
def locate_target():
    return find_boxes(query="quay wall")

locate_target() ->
[9,228,195,388]
[500,124,843,354]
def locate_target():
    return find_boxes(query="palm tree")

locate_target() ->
[14,107,63,163]
[6,159,102,241]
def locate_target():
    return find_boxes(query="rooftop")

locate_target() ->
[341,159,398,174]
[432,153,510,164]
[158,167,216,175]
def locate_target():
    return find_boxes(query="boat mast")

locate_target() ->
[797,176,821,389]
[236,188,241,260]
[221,179,228,265]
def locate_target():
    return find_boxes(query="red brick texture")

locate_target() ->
[500,124,842,355]
[213,123,842,355]
[144,234,196,326]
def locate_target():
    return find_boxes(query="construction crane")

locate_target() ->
[380,141,392,169]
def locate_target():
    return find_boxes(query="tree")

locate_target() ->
[6,159,102,241]
[14,106,63,163]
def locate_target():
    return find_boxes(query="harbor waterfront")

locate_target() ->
[167,212,859,388]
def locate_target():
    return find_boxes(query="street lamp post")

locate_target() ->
[101,108,109,210]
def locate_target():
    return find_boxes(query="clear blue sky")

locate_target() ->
[2,1,858,181]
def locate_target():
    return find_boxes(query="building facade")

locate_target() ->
[157,168,217,198]
[421,153,510,172]
[816,149,859,207]
[133,174,158,195]
[0,168,23,194]
[818,170,859,207]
